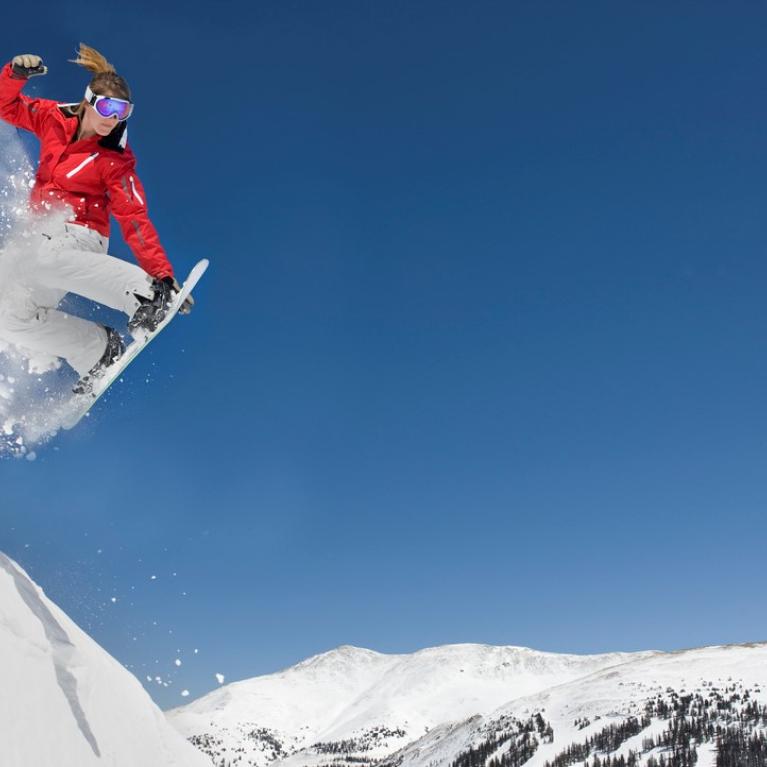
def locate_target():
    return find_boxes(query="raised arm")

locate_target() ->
[0,55,56,136]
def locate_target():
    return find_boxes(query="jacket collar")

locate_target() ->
[57,102,128,152]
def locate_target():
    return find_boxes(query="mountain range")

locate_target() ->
[2,549,764,767]
[169,641,767,767]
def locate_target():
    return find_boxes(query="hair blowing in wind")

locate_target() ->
[68,43,131,101]
[68,43,116,75]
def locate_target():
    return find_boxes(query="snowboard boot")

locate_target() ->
[72,327,125,395]
[128,278,176,336]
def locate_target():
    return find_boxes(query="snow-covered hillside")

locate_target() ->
[382,643,767,767]
[0,552,210,767]
[168,644,654,766]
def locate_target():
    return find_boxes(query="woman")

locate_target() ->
[0,43,190,394]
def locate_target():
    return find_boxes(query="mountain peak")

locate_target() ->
[289,644,386,673]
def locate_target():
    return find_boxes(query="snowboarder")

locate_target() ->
[0,43,193,394]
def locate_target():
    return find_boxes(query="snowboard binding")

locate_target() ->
[128,278,176,335]
[72,327,125,396]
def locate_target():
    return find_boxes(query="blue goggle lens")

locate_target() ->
[94,97,132,120]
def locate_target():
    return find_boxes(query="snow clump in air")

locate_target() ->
[0,125,94,455]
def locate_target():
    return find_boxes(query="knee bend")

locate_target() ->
[0,302,47,333]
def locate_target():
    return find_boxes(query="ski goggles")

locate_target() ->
[84,86,134,121]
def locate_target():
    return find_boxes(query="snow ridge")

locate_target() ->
[0,553,100,756]
[0,551,210,767]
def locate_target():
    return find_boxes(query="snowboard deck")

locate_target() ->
[61,258,209,430]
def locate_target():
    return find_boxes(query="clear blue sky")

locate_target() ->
[2,0,767,709]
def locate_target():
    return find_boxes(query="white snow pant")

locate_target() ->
[0,222,155,377]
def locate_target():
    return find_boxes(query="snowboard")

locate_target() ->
[61,258,209,430]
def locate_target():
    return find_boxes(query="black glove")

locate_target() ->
[162,276,194,316]
[11,54,47,78]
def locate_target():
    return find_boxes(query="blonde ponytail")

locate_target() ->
[68,43,116,75]
[68,42,132,103]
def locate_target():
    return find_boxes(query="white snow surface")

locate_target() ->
[168,643,653,766]
[0,552,210,767]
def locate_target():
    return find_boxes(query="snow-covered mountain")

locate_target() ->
[168,643,655,766]
[383,642,767,767]
[0,552,210,767]
[170,642,767,767]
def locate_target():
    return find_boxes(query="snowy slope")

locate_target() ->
[168,643,651,766]
[383,642,767,767]
[0,552,211,767]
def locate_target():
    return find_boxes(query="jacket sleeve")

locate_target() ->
[0,61,56,136]
[103,154,174,280]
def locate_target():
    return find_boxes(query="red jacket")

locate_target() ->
[0,62,173,279]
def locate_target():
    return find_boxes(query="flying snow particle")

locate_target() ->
[181,690,190,697]
[175,658,182,667]
[110,597,117,603]
[150,575,157,580]
[216,673,225,685]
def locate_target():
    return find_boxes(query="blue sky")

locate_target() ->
[2,0,767,708]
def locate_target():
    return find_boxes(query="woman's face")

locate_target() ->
[81,93,122,136]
